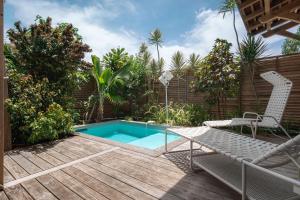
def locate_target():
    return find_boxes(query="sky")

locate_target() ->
[4,0,287,68]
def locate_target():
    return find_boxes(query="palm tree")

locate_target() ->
[91,55,130,121]
[170,51,186,102]
[138,43,152,101]
[219,0,241,53]
[187,53,201,72]
[148,28,163,60]
[239,35,267,105]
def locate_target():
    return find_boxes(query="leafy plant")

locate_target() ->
[90,55,130,121]
[193,39,240,118]
[282,27,300,55]
[144,103,210,126]
[103,48,129,72]
[28,103,73,144]
[5,16,90,144]
[7,16,91,102]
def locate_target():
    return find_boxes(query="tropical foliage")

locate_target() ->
[90,54,131,121]
[170,51,186,102]
[148,28,163,60]
[281,27,300,55]
[5,16,90,144]
[193,39,240,118]
[239,35,267,104]
[144,103,210,126]
[219,0,241,52]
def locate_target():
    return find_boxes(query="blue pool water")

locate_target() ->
[77,121,181,150]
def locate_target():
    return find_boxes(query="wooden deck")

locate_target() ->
[1,135,240,200]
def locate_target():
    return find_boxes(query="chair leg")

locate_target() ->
[240,125,244,135]
[279,124,292,139]
[190,140,194,171]
[242,162,247,200]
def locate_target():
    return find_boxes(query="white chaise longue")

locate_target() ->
[166,71,300,200]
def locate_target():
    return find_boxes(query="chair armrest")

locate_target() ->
[243,112,263,121]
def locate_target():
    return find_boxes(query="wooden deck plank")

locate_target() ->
[53,143,88,159]
[5,184,33,200]
[62,166,133,200]
[4,167,15,183]
[21,179,58,200]
[110,150,234,197]
[74,162,160,200]
[50,170,109,200]
[120,148,180,167]
[41,148,73,163]
[109,151,185,178]
[34,152,64,167]
[64,139,102,154]
[72,137,112,151]
[0,191,9,200]
[92,154,226,200]
[116,149,185,174]
[4,155,29,179]
[37,174,82,200]
[8,152,41,175]
[81,161,179,200]
[19,151,53,170]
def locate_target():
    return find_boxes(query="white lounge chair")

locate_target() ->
[203,71,293,138]
[167,126,300,200]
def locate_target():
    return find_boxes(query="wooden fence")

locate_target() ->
[73,53,300,125]
[241,54,300,125]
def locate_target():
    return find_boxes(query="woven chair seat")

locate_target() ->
[168,127,279,162]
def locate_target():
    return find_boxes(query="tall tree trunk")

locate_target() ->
[249,64,259,109]
[233,7,241,53]
[156,44,160,60]
[185,73,188,103]
[98,95,104,121]
[177,77,180,103]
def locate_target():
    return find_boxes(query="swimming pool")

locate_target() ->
[76,121,181,150]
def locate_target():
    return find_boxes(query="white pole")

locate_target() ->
[165,84,168,124]
[165,84,168,153]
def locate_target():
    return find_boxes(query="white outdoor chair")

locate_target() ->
[203,71,293,138]
[167,126,300,200]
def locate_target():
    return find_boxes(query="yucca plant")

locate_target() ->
[239,35,267,104]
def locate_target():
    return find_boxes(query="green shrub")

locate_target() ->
[144,103,210,126]
[5,70,56,143]
[5,16,90,144]
[28,103,73,144]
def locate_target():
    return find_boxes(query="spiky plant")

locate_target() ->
[171,51,186,102]
[239,35,267,103]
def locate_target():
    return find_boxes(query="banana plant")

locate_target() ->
[91,55,130,121]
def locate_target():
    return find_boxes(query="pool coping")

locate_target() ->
[74,120,187,157]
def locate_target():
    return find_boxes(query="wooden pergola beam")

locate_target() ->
[279,12,300,24]
[259,0,300,24]
[264,0,271,30]
[277,30,300,40]
[262,21,298,38]
[240,0,260,10]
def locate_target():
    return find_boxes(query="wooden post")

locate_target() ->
[0,0,4,189]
